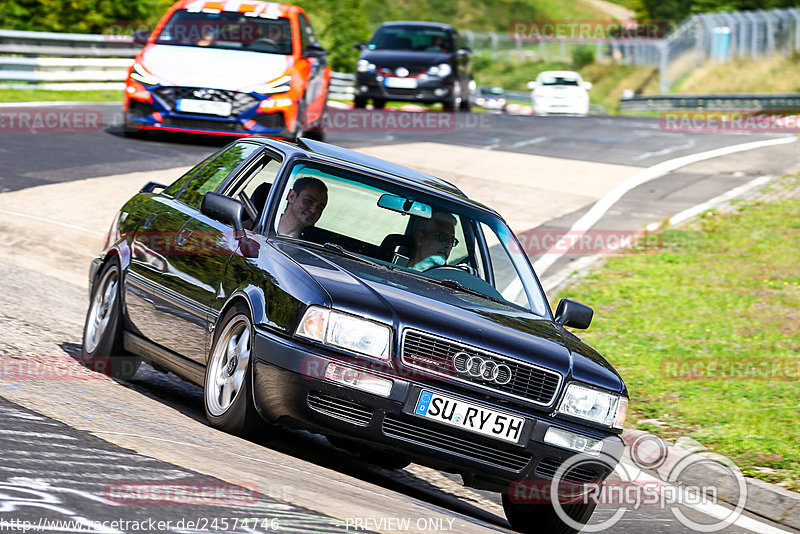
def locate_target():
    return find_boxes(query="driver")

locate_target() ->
[277,177,328,238]
[408,211,458,271]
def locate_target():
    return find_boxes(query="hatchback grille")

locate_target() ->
[253,112,286,130]
[154,86,259,115]
[382,414,531,471]
[401,330,562,406]
[307,393,374,427]
[535,457,603,484]
[161,117,246,133]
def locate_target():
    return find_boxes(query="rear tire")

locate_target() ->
[204,305,263,438]
[81,257,141,379]
[502,492,597,534]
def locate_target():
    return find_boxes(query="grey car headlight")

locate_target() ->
[558,383,628,429]
[296,306,391,362]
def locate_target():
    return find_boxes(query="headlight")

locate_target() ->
[296,307,391,362]
[357,59,376,73]
[254,75,292,95]
[427,63,452,78]
[129,63,160,86]
[557,383,627,428]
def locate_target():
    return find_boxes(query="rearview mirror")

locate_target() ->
[582,81,593,90]
[303,44,327,58]
[201,192,245,239]
[527,81,538,90]
[377,194,432,218]
[354,42,366,50]
[554,298,593,329]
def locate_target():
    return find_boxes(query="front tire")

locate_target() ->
[204,305,262,437]
[81,257,141,379]
[354,95,367,108]
[502,492,597,534]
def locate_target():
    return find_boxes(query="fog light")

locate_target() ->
[360,85,368,92]
[152,112,163,122]
[434,88,448,97]
[544,427,602,456]
[324,363,393,397]
[243,119,257,130]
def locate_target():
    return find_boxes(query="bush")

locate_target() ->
[571,45,595,70]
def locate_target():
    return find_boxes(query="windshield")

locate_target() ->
[155,10,294,55]
[271,160,548,316]
[368,26,453,52]
[540,75,580,86]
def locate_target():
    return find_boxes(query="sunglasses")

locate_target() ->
[429,231,459,248]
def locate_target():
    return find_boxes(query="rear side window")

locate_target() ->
[177,143,260,209]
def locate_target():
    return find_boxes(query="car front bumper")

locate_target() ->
[355,73,454,103]
[251,327,625,490]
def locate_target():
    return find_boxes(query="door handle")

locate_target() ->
[176,228,192,246]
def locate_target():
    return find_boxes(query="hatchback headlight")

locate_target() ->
[558,383,627,428]
[254,75,292,95]
[296,307,391,362]
[427,63,452,78]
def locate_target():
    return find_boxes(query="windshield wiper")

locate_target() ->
[322,242,391,270]
[430,278,510,307]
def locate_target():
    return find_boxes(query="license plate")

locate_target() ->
[413,390,524,443]
[175,99,232,116]
[384,77,418,89]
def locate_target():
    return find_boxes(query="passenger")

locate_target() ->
[277,177,328,238]
[407,211,458,271]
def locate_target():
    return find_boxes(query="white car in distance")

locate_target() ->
[527,70,592,115]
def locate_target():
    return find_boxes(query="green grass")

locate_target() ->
[556,174,800,491]
[0,88,122,103]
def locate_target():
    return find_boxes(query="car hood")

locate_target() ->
[141,45,291,91]
[360,49,452,69]
[534,85,588,98]
[276,242,624,395]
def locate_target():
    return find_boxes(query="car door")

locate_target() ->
[125,141,261,362]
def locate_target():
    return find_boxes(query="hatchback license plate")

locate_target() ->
[176,99,232,116]
[414,390,524,443]
[384,77,418,89]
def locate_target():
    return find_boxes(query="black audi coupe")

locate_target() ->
[82,137,627,533]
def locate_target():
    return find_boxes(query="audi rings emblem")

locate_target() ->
[452,352,512,385]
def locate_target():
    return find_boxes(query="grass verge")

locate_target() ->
[0,88,122,103]
[557,173,800,491]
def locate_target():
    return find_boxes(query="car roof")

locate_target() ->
[377,21,454,31]
[245,137,497,215]
[176,0,300,17]
[537,70,582,78]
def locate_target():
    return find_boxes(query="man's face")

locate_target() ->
[416,219,456,261]
[287,183,327,228]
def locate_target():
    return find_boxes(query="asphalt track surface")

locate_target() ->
[0,103,798,534]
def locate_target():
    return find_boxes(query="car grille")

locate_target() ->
[307,392,374,427]
[535,457,603,484]
[253,112,286,130]
[128,100,156,118]
[161,117,246,133]
[382,414,532,471]
[401,330,562,406]
[153,86,259,115]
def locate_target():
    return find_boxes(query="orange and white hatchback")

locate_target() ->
[123,0,330,140]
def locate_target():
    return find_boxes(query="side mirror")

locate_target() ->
[133,30,150,45]
[139,181,166,193]
[303,44,327,58]
[201,192,245,239]
[354,42,366,50]
[526,81,538,90]
[582,81,593,90]
[554,298,593,329]
[457,47,471,55]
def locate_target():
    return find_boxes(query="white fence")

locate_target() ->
[0,29,355,98]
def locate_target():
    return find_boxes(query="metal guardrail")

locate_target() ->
[619,93,800,112]
[0,29,355,99]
